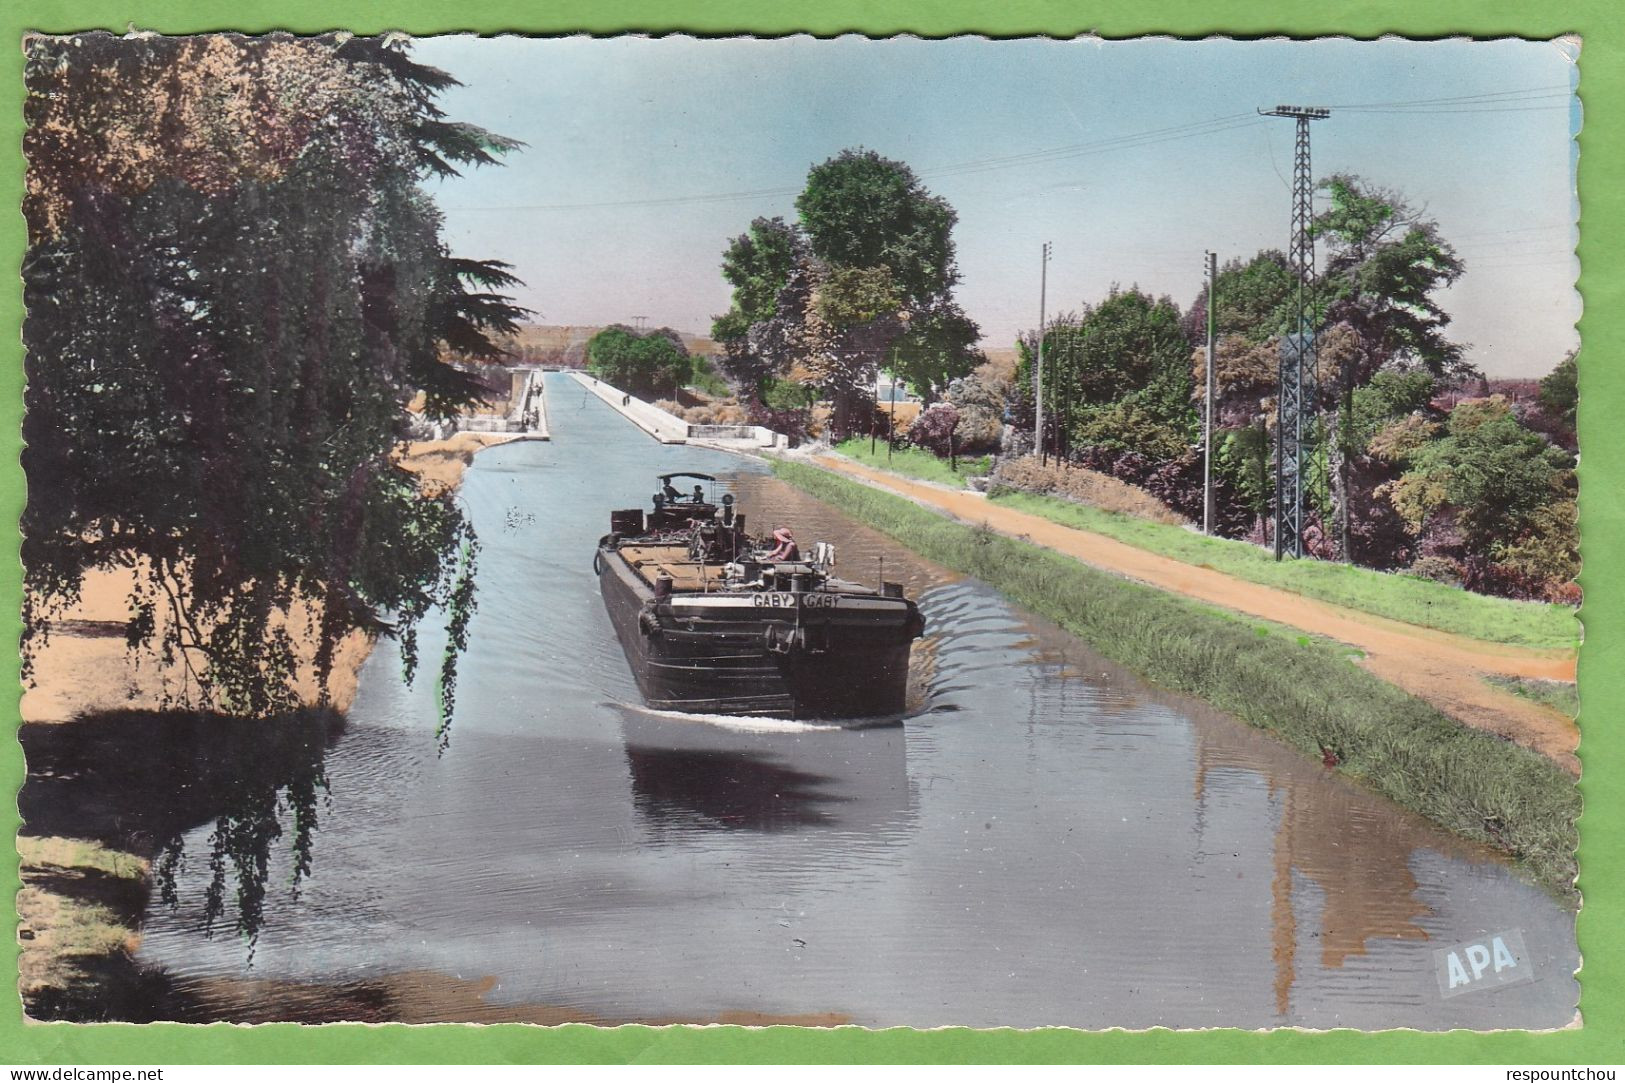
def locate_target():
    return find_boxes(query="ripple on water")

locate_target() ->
[122,373,1577,1029]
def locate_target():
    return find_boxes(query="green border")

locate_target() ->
[4,0,1618,1065]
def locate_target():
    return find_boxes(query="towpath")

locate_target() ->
[812,453,1581,775]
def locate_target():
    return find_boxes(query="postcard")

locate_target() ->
[15,31,1583,1034]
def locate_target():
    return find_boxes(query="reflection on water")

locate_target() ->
[184,763,325,955]
[628,744,842,831]
[27,375,1576,1028]
[617,706,912,837]
[20,709,335,953]
[1191,737,1441,1016]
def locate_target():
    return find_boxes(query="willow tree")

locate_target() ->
[22,33,527,726]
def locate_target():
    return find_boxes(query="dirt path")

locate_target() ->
[815,455,1581,775]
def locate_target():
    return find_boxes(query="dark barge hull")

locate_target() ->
[597,546,920,719]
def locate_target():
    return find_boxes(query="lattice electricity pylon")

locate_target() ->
[1260,104,1329,559]
[1277,331,1313,557]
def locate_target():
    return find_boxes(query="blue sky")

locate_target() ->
[415,35,1580,378]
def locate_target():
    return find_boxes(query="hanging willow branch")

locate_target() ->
[22,33,527,731]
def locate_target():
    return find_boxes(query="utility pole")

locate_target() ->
[1203,250,1218,535]
[888,348,896,463]
[1259,104,1329,560]
[870,354,881,457]
[1036,242,1051,463]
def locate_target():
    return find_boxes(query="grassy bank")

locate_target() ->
[833,437,991,488]
[17,836,151,1019]
[1486,675,1580,720]
[775,459,1579,902]
[987,488,1579,651]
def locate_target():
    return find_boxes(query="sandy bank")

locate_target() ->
[21,430,518,726]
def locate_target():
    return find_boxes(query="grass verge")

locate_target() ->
[987,488,1580,651]
[776,459,1579,903]
[1486,675,1579,720]
[18,835,150,1018]
[833,437,991,488]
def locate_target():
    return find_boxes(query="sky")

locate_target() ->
[414,35,1581,378]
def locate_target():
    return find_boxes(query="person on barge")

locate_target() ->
[766,525,799,562]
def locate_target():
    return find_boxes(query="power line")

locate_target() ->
[1463,257,1578,270]
[1338,103,1570,116]
[442,115,1268,213]
[1449,221,1573,240]
[461,184,801,213]
[1457,245,1575,259]
[936,119,1273,180]
[438,83,1575,215]
[919,112,1260,170]
[920,113,1262,176]
[1325,83,1572,108]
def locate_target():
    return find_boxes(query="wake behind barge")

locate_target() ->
[595,473,925,720]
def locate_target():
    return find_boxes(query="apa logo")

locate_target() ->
[1434,928,1536,998]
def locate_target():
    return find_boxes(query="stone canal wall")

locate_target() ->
[569,370,690,442]
[422,367,550,440]
[567,371,787,449]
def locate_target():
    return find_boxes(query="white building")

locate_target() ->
[874,371,920,404]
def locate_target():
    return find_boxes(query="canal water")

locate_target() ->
[127,373,1577,1029]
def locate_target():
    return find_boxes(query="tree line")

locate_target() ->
[1008,175,1576,601]
[703,152,1576,604]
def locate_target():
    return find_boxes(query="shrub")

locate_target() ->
[906,403,960,457]
[1343,456,1419,570]
[1549,581,1583,607]
[944,370,1006,453]
[990,455,1189,525]
[689,356,732,397]
[1492,499,1579,591]
[1538,351,1577,428]
[1406,555,1463,587]
[1389,396,1573,558]
[1142,452,1204,523]
[1072,399,1196,461]
[762,376,816,412]
[653,398,752,426]
[746,401,809,444]
[1072,445,1157,488]
[1459,557,1554,603]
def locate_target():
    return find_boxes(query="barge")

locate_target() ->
[595,473,925,719]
